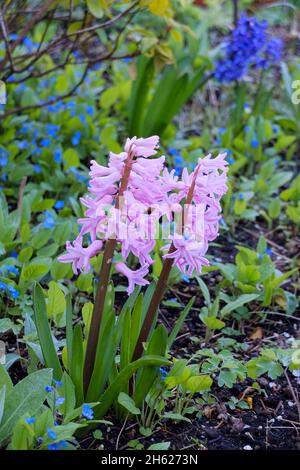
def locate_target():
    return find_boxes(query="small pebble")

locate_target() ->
[243,445,253,450]
[288,401,295,407]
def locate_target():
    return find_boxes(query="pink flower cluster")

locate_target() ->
[58,136,228,294]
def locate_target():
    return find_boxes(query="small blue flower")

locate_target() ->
[37,437,43,444]
[40,138,51,148]
[45,385,53,393]
[34,164,41,173]
[258,253,263,260]
[53,379,62,387]
[159,367,168,380]
[10,33,18,41]
[32,147,42,156]
[45,124,59,138]
[181,274,190,284]
[0,156,8,167]
[54,148,62,163]
[54,200,64,210]
[0,281,7,291]
[8,286,19,299]
[43,211,55,229]
[5,266,19,275]
[48,443,59,450]
[82,404,94,420]
[265,248,273,256]
[169,148,178,156]
[250,139,259,148]
[78,114,86,124]
[55,397,65,406]
[227,157,235,165]
[86,105,94,116]
[47,427,57,440]
[23,37,34,50]
[25,417,35,425]
[59,440,67,448]
[238,193,244,200]
[218,127,226,135]
[18,140,29,150]
[71,130,81,146]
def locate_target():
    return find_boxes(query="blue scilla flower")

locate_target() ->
[53,379,62,387]
[19,124,29,134]
[55,397,65,406]
[10,33,18,41]
[54,148,62,163]
[23,37,34,50]
[48,443,59,450]
[86,105,94,116]
[238,193,244,200]
[25,417,35,425]
[251,139,259,148]
[34,164,41,174]
[70,167,86,183]
[218,127,226,135]
[265,247,273,256]
[59,440,67,448]
[37,437,43,444]
[0,281,7,291]
[32,146,42,156]
[5,266,19,275]
[169,148,179,156]
[0,156,8,167]
[82,404,94,420]
[47,427,57,440]
[46,123,59,138]
[8,286,19,298]
[78,114,86,124]
[181,274,190,284]
[43,211,55,229]
[71,130,81,146]
[17,140,29,150]
[15,84,26,94]
[40,138,51,148]
[2,172,7,182]
[45,385,53,392]
[160,367,168,380]
[54,200,64,210]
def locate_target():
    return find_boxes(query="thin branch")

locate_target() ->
[0,0,57,72]
[2,64,89,117]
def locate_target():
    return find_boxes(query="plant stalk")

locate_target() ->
[132,164,201,361]
[83,147,134,395]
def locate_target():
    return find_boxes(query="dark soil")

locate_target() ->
[5,220,300,450]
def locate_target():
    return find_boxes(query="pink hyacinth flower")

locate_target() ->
[115,262,149,295]
[125,136,159,157]
[58,237,103,274]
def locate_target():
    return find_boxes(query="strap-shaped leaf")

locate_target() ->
[93,355,169,419]
[33,283,62,379]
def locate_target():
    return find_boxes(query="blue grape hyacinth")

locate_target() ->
[215,14,283,83]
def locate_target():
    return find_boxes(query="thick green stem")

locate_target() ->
[132,165,201,361]
[83,147,134,395]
